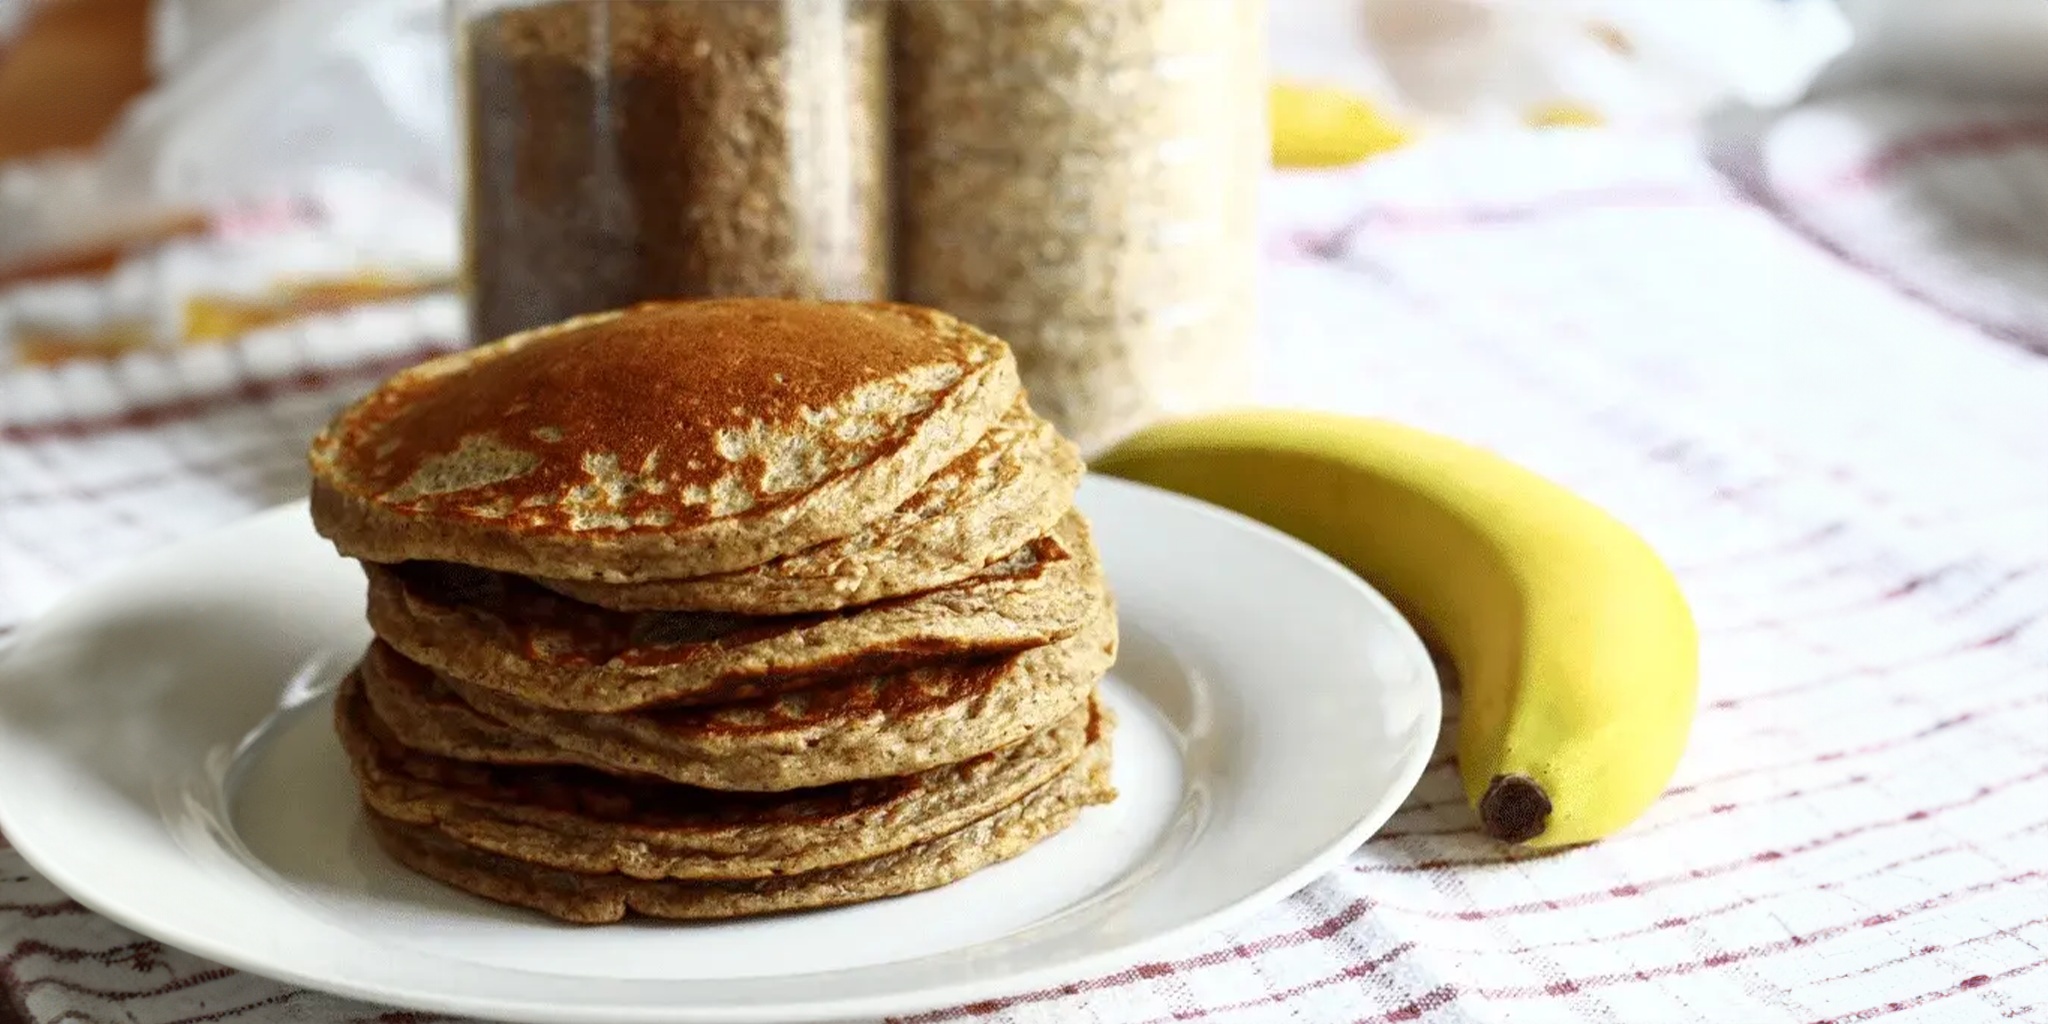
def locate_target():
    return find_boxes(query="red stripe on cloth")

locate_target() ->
[0,940,245,1023]
[1833,122,2048,189]
[1110,944,1419,1024]
[1715,116,2048,353]
[19,968,238,1003]
[1,339,456,444]
[1943,565,2044,618]
[1351,986,1463,1024]
[1,939,170,972]
[1297,186,1736,259]
[1360,763,2048,895]
[894,900,1387,1023]
[1710,562,1985,640]
[1813,959,2047,1023]
[1282,122,2048,264]
[1705,627,2026,711]
[1766,189,2048,355]
[1882,563,1973,600]
[1713,561,2039,637]
[1663,686,2048,797]
[1416,821,2048,943]
[0,965,23,1024]
[0,899,84,919]
[1814,909,2048,987]
[156,990,307,1024]
[11,430,183,552]
[1473,871,2044,1000]
[1385,685,2047,844]
[1375,771,1872,843]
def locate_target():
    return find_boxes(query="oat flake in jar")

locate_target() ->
[455,0,890,345]
[893,0,1268,454]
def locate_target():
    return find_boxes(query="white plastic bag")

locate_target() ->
[148,0,276,75]
[0,0,452,270]
[1345,0,1855,128]
[108,0,452,205]
[0,0,27,49]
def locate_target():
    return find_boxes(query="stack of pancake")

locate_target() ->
[306,298,1117,924]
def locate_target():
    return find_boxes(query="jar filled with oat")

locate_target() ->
[894,0,1268,453]
[453,0,889,344]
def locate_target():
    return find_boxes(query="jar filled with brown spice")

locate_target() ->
[453,0,889,344]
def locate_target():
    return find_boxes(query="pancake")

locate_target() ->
[421,602,1116,791]
[337,671,1100,880]
[366,512,1105,713]
[310,299,1020,581]
[535,399,1083,613]
[363,718,1116,923]
[360,639,587,769]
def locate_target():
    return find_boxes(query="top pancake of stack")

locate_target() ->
[310,299,1064,603]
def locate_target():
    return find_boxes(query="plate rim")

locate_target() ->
[0,476,1442,1024]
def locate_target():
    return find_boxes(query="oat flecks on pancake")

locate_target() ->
[364,511,1106,713]
[424,602,1116,792]
[537,398,1085,614]
[309,299,1020,579]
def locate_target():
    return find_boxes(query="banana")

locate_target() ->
[1093,410,1698,848]
[1269,81,1414,169]
[1523,100,1608,130]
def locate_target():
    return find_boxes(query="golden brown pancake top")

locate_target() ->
[317,299,1001,536]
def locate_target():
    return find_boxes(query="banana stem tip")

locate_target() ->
[1479,774,1552,844]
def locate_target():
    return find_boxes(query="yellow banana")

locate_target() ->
[1524,100,1608,130]
[1093,410,1698,848]
[1269,81,1413,169]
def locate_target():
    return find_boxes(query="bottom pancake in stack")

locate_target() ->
[335,671,1114,924]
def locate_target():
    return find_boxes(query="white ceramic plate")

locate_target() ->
[0,477,1439,1024]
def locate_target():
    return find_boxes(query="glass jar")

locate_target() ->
[892,0,1268,454]
[453,0,889,345]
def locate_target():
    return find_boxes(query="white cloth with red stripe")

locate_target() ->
[1735,91,2048,361]
[7,118,2048,1023]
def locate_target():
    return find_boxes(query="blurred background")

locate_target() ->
[0,0,2035,370]
[6,0,2048,448]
